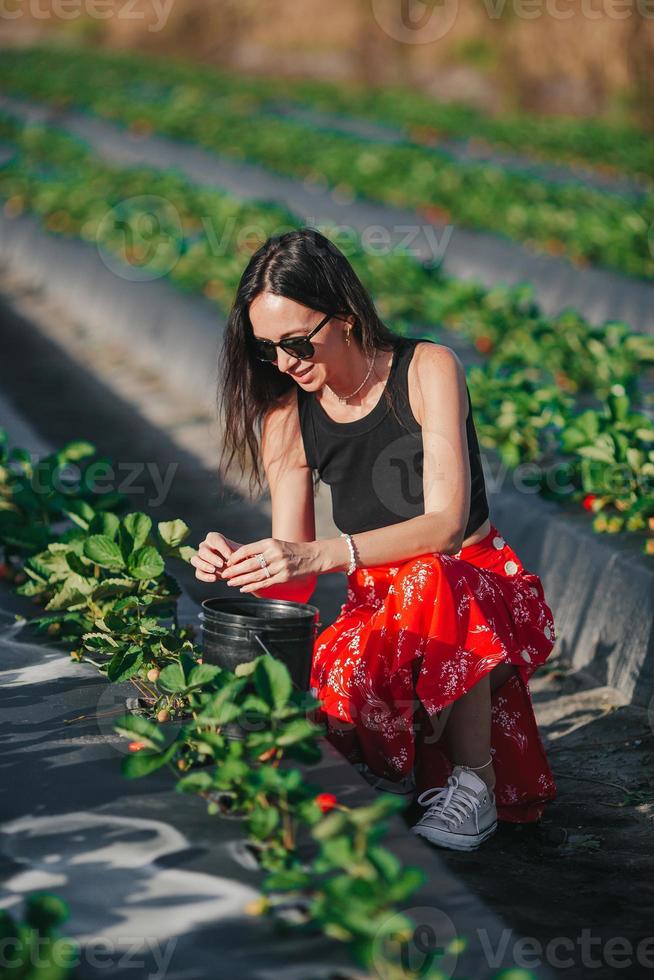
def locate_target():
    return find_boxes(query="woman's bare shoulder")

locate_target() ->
[409,341,466,424]
[261,387,308,470]
[412,339,462,369]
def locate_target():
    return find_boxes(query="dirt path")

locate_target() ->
[1,270,653,980]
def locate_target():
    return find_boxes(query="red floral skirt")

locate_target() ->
[310,522,557,823]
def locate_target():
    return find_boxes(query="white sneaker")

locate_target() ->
[411,766,498,851]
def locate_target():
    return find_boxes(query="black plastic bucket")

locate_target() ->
[199,596,321,692]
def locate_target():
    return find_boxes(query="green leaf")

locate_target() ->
[83,631,119,650]
[113,713,164,747]
[107,647,145,683]
[626,448,644,472]
[186,663,222,689]
[312,811,348,841]
[176,771,213,794]
[129,546,165,580]
[209,700,242,726]
[262,869,312,892]
[112,594,154,614]
[349,795,407,825]
[608,391,630,422]
[158,519,190,548]
[84,534,125,570]
[276,718,320,746]
[254,654,293,709]
[45,574,94,611]
[241,695,272,716]
[198,679,247,720]
[121,743,176,778]
[58,440,96,462]
[248,804,280,839]
[386,866,427,902]
[92,577,136,599]
[123,512,152,551]
[193,731,227,755]
[577,445,615,463]
[367,845,402,881]
[63,499,97,530]
[65,551,93,576]
[16,577,45,597]
[89,511,121,540]
[320,836,356,870]
[158,661,186,693]
[25,893,70,932]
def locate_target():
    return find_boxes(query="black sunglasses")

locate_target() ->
[252,312,337,363]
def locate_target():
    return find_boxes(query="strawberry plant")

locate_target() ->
[466,365,575,468]
[17,512,197,684]
[559,385,654,537]
[115,652,324,861]
[113,652,445,978]
[0,892,77,980]
[0,428,122,569]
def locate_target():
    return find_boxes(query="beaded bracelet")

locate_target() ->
[339,532,359,575]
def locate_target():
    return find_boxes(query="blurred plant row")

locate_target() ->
[0,47,652,279]
[0,115,654,553]
[0,110,652,554]
[0,430,470,980]
[2,45,652,180]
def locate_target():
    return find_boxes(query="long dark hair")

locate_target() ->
[217,227,405,498]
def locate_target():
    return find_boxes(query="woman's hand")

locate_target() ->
[221,538,320,593]
[191,532,243,583]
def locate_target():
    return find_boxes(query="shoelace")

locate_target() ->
[416,774,482,829]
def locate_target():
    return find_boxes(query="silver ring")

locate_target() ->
[256,552,271,578]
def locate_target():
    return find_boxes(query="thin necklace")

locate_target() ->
[324,350,378,404]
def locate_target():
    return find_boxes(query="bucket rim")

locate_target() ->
[201,595,319,626]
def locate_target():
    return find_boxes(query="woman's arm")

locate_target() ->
[249,390,319,603]
[311,344,471,573]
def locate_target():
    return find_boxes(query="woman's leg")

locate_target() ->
[423,663,518,792]
[444,672,495,791]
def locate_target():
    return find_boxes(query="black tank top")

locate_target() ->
[297,336,490,538]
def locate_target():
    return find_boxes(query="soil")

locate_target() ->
[1,268,653,980]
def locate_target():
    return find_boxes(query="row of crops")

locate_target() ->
[0,47,652,279]
[0,429,472,980]
[2,46,652,179]
[0,105,653,555]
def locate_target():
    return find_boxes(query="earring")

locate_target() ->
[345,326,351,346]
